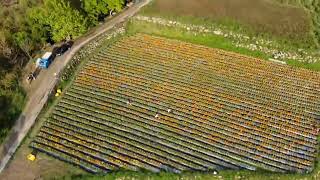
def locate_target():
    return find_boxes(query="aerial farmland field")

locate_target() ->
[30,34,320,174]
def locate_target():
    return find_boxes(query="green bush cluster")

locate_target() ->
[0,66,25,143]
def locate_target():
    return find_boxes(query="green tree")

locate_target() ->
[0,0,43,64]
[0,30,12,59]
[105,0,125,13]
[82,0,109,24]
[82,0,125,25]
[0,71,17,90]
[27,0,88,42]
[13,32,32,59]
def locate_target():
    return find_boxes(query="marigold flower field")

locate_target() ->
[31,34,320,173]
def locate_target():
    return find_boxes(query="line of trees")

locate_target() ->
[0,0,126,143]
[0,0,126,65]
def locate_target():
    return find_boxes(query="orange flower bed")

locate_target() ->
[31,34,320,173]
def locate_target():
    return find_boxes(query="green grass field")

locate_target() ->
[139,0,317,49]
[126,21,270,60]
[126,20,320,72]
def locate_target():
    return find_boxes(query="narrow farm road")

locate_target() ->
[0,0,151,173]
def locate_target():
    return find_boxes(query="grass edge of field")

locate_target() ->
[138,0,318,51]
[126,19,320,72]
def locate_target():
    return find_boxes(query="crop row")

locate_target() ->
[92,49,319,118]
[79,62,317,140]
[84,54,318,131]
[125,34,320,83]
[62,85,315,170]
[97,47,319,109]
[32,34,319,173]
[68,82,317,160]
[54,94,305,172]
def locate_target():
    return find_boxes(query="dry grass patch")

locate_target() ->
[142,0,313,43]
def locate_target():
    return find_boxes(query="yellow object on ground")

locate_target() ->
[27,154,36,161]
[55,93,60,97]
[57,89,62,93]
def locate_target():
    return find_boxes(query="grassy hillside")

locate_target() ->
[275,0,320,46]
[140,0,316,49]
[127,19,320,71]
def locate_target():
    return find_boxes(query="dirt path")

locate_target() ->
[0,0,150,177]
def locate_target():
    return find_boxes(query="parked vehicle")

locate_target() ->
[53,41,73,57]
[26,41,74,84]
[36,52,53,69]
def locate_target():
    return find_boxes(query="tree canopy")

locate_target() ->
[0,0,127,143]
[0,0,126,62]
[27,0,88,42]
[82,0,125,25]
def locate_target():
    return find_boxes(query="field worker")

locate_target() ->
[127,99,132,105]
